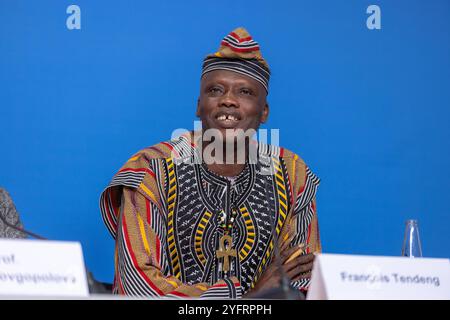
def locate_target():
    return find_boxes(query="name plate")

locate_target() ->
[0,239,89,297]
[307,254,450,300]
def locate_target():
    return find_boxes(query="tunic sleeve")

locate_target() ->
[288,166,321,291]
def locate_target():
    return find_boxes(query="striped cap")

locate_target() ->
[201,27,270,93]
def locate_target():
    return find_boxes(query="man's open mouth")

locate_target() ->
[214,112,241,128]
[216,114,239,121]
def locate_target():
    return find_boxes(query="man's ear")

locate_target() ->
[260,103,269,124]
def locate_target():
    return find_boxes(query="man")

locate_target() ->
[100,27,320,298]
[0,187,26,239]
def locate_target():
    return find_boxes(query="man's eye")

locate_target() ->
[240,88,252,95]
[209,87,222,94]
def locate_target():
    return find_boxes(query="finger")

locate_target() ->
[283,243,312,261]
[285,267,303,280]
[296,253,315,264]
[283,258,314,277]
[298,261,314,274]
[280,246,301,262]
[283,258,301,273]
[282,244,313,264]
[292,271,312,282]
[285,263,313,280]
[298,272,312,280]
[283,254,313,272]
[283,248,302,264]
[283,261,307,279]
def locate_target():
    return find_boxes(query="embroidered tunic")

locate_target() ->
[100,133,320,298]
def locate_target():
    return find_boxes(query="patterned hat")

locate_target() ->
[201,27,270,93]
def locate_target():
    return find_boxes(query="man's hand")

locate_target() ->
[245,245,316,297]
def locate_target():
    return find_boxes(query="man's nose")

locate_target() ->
[220,90,239,108]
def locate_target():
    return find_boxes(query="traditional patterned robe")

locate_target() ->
[100,132,320,298]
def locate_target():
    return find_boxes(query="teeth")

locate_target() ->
[217,115,238,121]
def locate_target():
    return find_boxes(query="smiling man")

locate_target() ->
[100,27,321,299]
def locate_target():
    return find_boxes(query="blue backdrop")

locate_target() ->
[1,0,449,283]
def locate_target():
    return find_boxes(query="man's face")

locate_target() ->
[197,69,269,143]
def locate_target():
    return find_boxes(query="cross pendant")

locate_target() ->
[216,235,237,272]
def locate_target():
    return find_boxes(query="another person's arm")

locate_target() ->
[0,188,26,239]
